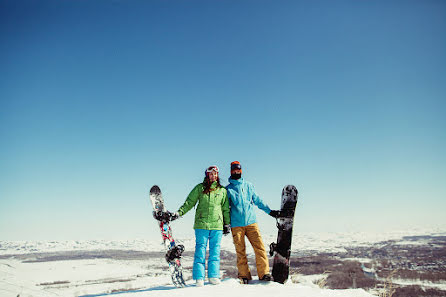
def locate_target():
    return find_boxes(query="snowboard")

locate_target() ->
[149,185,186,287]
[269,185,298,284]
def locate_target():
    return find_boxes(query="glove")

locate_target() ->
[269,210,280,218]
[169,211,180,222]
[223,224,231,235]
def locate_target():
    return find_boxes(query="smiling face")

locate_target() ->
[208,170,218,183]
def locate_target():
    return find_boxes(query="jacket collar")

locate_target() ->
[228,177,244,185]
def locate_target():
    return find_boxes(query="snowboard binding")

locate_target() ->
[153,210,178,223]
[269,242,277,257]
[165,244,185,262]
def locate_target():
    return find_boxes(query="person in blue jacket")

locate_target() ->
[226,161,281,284]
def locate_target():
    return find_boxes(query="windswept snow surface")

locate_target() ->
[1,229,445,297]
[1,228,443,256]
[79,279,375,297]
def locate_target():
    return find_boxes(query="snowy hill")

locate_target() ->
[1,229,445,297]
[78,278,375,297]
[1,228,441,256]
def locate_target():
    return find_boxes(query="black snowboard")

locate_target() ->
[269,185,298,284]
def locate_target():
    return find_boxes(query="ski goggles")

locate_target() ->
[206,166,219,173]
[230,162,241,171]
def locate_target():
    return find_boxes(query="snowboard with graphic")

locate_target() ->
[149,185,186,287]
[269,185,298,284]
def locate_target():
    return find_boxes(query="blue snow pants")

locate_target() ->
[193,229,223,280]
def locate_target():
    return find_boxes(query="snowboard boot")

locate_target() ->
[239,277,249,284]
[260,274,272,281]
[209,278,221,285]
[196,279,204,287]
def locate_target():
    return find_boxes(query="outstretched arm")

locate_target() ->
[250,184,271,215]
[177,184,201,216]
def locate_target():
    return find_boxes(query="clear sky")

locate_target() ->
[1,0,445,240]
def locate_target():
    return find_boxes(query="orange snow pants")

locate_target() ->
[231,223,270,280]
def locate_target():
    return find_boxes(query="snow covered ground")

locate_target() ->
[2,227,442,256]
[1,228,445,297]
[80,278,375,297]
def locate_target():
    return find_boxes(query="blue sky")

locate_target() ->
[1,0,445,240]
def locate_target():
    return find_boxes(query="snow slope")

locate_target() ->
[1,229,445,297]
[79,278,374,297]
[2,228,442,256]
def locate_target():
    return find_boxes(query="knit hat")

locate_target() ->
[230,161,242,173]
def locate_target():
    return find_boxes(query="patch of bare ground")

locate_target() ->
[392,285,446,297]
[288,235,446,296]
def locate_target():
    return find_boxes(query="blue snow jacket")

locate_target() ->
[226,177,271,228]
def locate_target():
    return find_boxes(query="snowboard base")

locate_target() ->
[270,185,298,284]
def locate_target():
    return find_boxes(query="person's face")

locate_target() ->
[231,169,241,175]
[208,171,218,182]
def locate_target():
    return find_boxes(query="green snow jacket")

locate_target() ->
[177,182,230,230]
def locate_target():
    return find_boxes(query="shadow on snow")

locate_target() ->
[78,284,190,297]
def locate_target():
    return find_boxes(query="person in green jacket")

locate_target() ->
[171,165,230,287]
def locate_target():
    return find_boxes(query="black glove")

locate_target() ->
[223,224,231,235]
[270,209,294,218]
[169,211,180,222]
[269,210,280,218]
